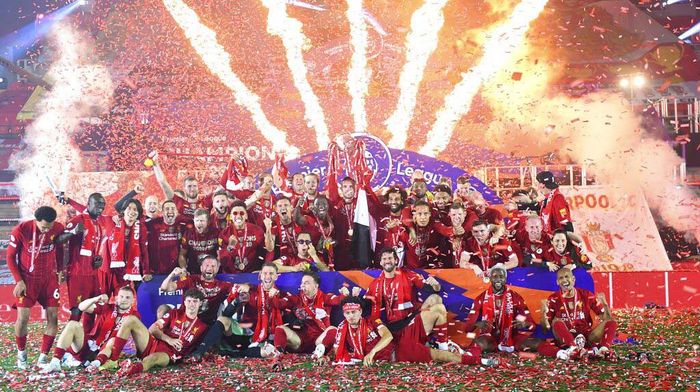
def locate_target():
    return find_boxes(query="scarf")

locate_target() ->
[540,188,560,233]
[481,287,514,347]
[367,270,414,322]
[77,213,98,257]
[334,319,369,362]
[109,218,142,281]
[221,155,249,190]
[252,285,283,343]
[300,291,330,330]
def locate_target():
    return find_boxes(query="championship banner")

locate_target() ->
[137,267,594,345]
[564,186,672,272]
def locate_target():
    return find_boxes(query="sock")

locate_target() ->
[432,322,449,344]
[552,320,574,346]
[128,362,144,375]
[602,320,617,347]
[321,329,337,348]
[460,345,482,365]
[194,320,225,356]
[40,334,56,355]
[536,341,560,358]
[95,353,109,365]
[110,337,128,361]
[53,347,66,360]
[16,335,27,351]
[273,327,288,351]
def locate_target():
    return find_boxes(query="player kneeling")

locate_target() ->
[108,288,208,377]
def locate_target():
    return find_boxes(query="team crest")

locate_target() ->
[581,222,615,263]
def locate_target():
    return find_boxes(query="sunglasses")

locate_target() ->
[231,211,246,216]
[297,239,312,245]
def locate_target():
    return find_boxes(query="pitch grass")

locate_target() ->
[1,308,699,391]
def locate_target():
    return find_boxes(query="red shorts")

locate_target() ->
[67,274,100,308]
[15,274,60,309]
[97,269,125,298]
[291,328,322,354]
[140,336,181,364]
[476,333,531,348]
[395,313,432,363]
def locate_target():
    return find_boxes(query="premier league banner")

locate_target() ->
[137,267,593,344]
[285,134,504,205]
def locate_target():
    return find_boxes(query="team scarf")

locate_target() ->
[222,155,249,190]
[109,218,143,281]
[252,285,283,343]
[540,188,561,233]
[334,318,369,362]
[367,269,414,322]
[299,290,331,330]
[481,287,515,347]
[77,213,98,257]
[97,305,139,346]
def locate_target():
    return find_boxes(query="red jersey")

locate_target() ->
[515,231,551,266]
[545,288,604,332]
[157,307,208,356]
[173,194,212,223]
[475,207,503,226]
[65,214,113,277]
[335,318,394,362]
[145,217,184,274]
[285,291,345,337]
[271,219,319,259]
[464,236,517,270]
[7,220,64,281]
[176,275,233,324]
[217,223,266,273]
[540,188,571,233]
[91,303,140,347]
[180,227,220,274]
[367,269,425,323]
[465,287,535,334]
[541,246,591,269]
[248,194,276,227]
[404,224,446,269]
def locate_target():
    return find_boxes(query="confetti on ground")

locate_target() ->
[1,308,699,391]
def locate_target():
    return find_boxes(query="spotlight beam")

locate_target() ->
[162,0,300,158]
[346,0,369,134]
[261,0,330,150]
[385,0,448,149]
[419,0,549,157]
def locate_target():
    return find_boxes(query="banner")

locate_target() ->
[137,267,594,344]
[564,186,672,272]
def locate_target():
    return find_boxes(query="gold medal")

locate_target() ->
[483,276,490,284]
[348,228,354,236]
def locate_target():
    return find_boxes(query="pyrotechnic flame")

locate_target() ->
[9,24,113,218]
[386,0,447,149]
[346,0,369,134]
[419,0,549,157]
[261,0,329,150]
[162,0,300,158]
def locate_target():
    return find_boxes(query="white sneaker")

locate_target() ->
[260,343,280,359]
[85,360,101,373]
[480,357,499,367]
[36,353,49,367]
[40,358,62,374]
[556,349,570,361]
[439,340,465,354]
[574,334,587,349]
[497,344,515,353]
[61,353,82,368]
[17,351,28,370]
[311,344,325,360]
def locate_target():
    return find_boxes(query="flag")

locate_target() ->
[351,188,375,268]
